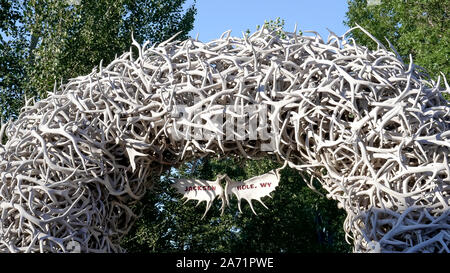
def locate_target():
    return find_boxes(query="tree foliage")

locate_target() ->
[344,0,449,83]
[0,0,196,119]
[0,0,27,118]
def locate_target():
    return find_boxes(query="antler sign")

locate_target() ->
[171,169,281,218]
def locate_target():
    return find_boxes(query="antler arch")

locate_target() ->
[0,25,449,253]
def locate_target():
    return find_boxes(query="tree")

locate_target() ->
[0,0,196,120]
[344,0,449,84]
[0,0,27,119]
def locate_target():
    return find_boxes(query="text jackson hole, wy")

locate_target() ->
[185,182,273,192]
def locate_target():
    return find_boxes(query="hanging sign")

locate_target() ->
[171,167,283,218]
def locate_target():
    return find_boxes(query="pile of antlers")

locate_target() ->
[0,24,448,252]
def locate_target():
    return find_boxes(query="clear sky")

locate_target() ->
[186,0,350,42]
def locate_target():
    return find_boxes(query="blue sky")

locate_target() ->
[186,0,350,42]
